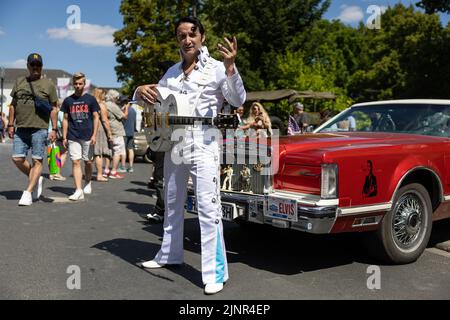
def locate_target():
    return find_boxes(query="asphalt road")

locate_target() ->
[1,141,450,300]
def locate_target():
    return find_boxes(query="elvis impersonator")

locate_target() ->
[134,16,246,295]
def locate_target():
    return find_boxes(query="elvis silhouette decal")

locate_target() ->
[362,160,377,198]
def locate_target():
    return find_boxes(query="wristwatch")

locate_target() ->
[7,124,14,128]
[52,128,58,131]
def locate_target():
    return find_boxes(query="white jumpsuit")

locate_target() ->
[152,47,246,285]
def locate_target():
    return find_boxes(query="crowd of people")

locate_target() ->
[6,54,140,205]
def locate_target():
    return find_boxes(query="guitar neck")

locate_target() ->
[168,116,213,126]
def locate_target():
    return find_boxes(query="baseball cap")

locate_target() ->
[27,53,43,65]
[294,102,304,109]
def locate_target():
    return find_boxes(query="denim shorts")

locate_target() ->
[124,136,134,150]
[12,128,48,160]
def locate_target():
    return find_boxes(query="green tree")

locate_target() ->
[348,4,449,101]
[298,19,370,93]
[204,0,331,90]
[271,50,351,119]
[114,0,199,94]
[417,0,450,14]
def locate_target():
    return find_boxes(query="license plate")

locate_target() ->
[221,202,237,222]
[186,197,237,222]
[265,196,298,222]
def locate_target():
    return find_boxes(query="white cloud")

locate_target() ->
[4,59,27,68]
[0,27,5,36]
[47,23,117,47]
[337,5,364,23]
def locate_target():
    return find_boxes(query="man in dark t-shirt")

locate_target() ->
[61,72,99,201]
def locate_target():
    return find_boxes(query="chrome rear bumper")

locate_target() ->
[187,190,338,234]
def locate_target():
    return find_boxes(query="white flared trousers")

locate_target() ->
[153,130,228,285]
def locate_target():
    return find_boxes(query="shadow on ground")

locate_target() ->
[130,181,149,187]
[428,219,450,247]
[0,190,22,200]
[92,238,203,288]
[118,201,153,216]
[48,186,75,196]
[132,214,375,276]
[125,188,152,196]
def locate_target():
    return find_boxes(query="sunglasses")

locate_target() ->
[29,63,42,67]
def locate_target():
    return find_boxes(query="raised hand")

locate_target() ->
[218,36,238,76]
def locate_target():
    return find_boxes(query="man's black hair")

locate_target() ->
[174,16,205,36]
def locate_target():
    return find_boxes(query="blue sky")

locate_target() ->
[324,0,450,24]
[0,0,448,88]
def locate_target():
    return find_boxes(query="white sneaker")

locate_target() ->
[69,189,84,201]
[18,191,33,206]
[141,260,165,269]
[32,176,44,200]
[83,182,92,195]
[204,283,224,295]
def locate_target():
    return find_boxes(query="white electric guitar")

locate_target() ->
[140,89,239,152]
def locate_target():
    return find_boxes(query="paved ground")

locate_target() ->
[0,141,450,300]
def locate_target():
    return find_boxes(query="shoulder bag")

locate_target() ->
[28,78,53,115]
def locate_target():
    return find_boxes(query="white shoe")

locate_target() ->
[83,182,92,195]
[18,191,33,206]
[69,189,84,201]
[146,213,164,222]
[32,176,44,200]
[204,283,224,295]
[141,260,165,269]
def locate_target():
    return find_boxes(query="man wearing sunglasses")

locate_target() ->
[8,53,58,206]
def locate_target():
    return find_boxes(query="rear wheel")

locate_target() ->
[367,183,432,264]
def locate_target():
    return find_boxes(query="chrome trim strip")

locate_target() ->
[352,221,379,227]
[338,203,392,216]
[351,215,383,228]
[221,192,266,202]
[269,190,339,206]
[222,190,340,206]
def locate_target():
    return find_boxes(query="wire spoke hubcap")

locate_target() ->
[392,193,423,248]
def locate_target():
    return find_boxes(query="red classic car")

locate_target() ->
[187,99,450,264]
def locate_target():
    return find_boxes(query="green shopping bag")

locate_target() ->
[47,143,61,175]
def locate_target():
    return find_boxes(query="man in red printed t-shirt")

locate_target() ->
[61,72,99,201]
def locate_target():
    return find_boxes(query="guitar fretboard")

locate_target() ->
[168,116,213,125]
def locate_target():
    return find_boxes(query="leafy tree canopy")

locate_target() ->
[417,0,450,14]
